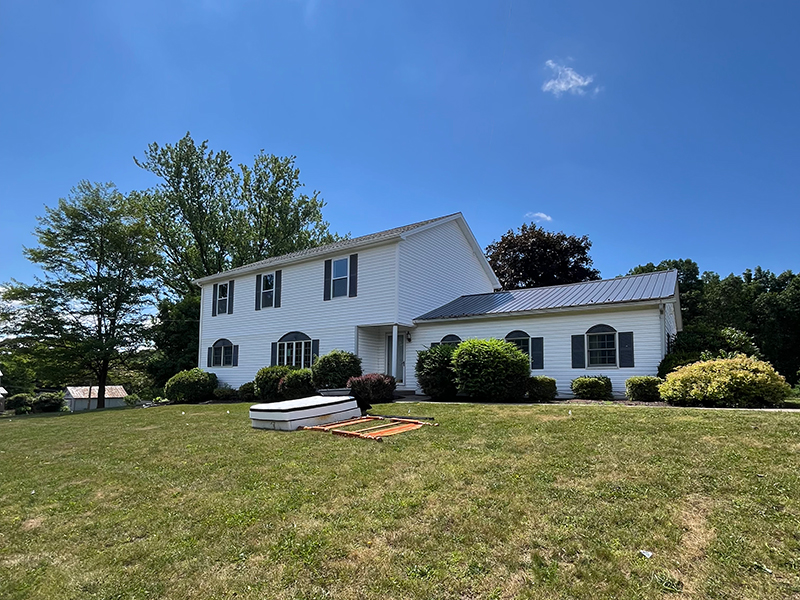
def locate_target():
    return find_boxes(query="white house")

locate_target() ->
[65,386,128,411]
[195,213,682,398]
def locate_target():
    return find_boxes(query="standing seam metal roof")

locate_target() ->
[415,270,679,321]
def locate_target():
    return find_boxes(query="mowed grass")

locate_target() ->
[1,403,799,600]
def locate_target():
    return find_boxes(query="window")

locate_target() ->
[275,332,316,369]
[586,324,617,367]
[440,334,462,347]
[261,273,274,308]
[332,257,348,298]
[216,283,228,315]
[505,330,531,356]
[210,339,237,367]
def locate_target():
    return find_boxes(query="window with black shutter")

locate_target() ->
[209,339,238,367]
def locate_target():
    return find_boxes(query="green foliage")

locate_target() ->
[213,386,239,403]
[571,376,613,400]
[625,376,663,402]
[628,259,703,322]
[486,222,600,289]
[238,381,257,403]
[527,376,557,402]
[658,351,702,378]
[124,394,141,407]
[278,369,315,400]
[659,356,791,408]
[415,344,458,400]
[164,368,218,404]
[312,350,362,389]
[32,392,65,413]
[451,339,530,402]
[7,393,34,412]
[347,373,396,408]
[254,366,294,401]
[146,295,201,387]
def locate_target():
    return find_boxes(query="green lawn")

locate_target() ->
[1,403,799,599]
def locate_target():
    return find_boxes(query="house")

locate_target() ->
[65,386,128,411]
[0,369,6,411]
[195,213,682,398]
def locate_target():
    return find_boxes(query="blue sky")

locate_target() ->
[1,0,798,286]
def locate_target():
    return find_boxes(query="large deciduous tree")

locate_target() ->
[485,223,600,289]
[0,182,159,407]
[628,258,704,323]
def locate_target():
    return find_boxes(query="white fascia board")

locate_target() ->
[672,280,684,332]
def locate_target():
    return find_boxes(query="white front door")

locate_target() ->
[385,333,405,384]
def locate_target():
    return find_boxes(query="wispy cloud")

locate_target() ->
[542,60,595,97]
[526,212,552,222]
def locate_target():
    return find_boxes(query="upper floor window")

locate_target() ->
[212,280,235,316]
[332,258,349,298]
[586,324,617,367]
[217,283,229,314]
[262,273,275,307]
[324,254,358,301]
[255,270,281,310]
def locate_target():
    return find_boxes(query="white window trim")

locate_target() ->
[277,340,313,369]
[331,256,349,299]
[217,283,229,314]
[261,271,275,308]
[586,331,618,369]
[212,341,235,367]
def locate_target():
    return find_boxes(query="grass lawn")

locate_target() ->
[1,403,799,599]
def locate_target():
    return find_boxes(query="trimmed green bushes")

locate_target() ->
[347,373,396,409]
[527,376,557,402]
[278,369,315,400]
[312,350,362,389]
[659,356,790,408]
[213,386,238,402]
[571,375,613,400]
[8,393,34,415]
[658,351,702,378]
[452,339,530,402]
[164,368,218,403]
[254,366,294,401]
[415,344,458,400]
[238,381,257,403]
[625,376,663,402]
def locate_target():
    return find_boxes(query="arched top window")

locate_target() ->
[586,324,616,334]
[210,338,237,367]
[278,331,311,343]
[440,334,462,346]
[586,325,616,366]
[213,338,233,348]
[505,330,530,355]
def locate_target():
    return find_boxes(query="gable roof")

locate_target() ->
[65,386,128,399]
[194,213,499,287]
[415,270,679,321]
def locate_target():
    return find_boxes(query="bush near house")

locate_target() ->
[7,393,34,415]
[32,392,65,413]
[625,376,663,402]
[278,369,315,400]
[254,366,294,401]
[164,368,218,404]
[571,375,613,400]
[659,355,790,408]
[312,350,362,389]
[238,381,257,403]
[347,373,396,410]
[452,339,530,402]
[527,376,557,402]
[213,386,238,403]
[415,344,458,400]
[657,351,702,378]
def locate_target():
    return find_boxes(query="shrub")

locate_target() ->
[7,393,34,412]
[452,339,530,402]
[15,405,32,415]
[32,392,65,413]
[347,373,396,410]
[238,381,257,403]
[571,375,613,400]
[254,366,294,401]
[213,386,238,403]
[659,355,790,408]
[312,350,362,389]
[658,351,702,378]
[278,369,316,400]
[164,368,218,403]
[625,376,663,402]
[527,376,557,402]
[124,393,141,407]
[415,344,458,400]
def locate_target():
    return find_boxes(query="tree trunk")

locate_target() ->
[97,361,109,409]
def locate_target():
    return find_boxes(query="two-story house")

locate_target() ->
[195,213,681,397]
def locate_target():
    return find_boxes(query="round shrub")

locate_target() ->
[527,376,557,402]
[415,344,458,400]
[452,338,530,402]
[347,373,396,410]
[238,381,257,403]
[659,356,790,408]
[33,392,65,413]
[312,350,362,389]
[124,393,141,407]
[213,386,238,403]
[278,369,316,400]
[7,393,34,412]
[571,375,613,400]
[254,366,294,401]
[658,351,702,378]
[625,376,663,402]
[164,368,218,404]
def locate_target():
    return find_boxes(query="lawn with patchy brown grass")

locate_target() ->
[1,402,799,599]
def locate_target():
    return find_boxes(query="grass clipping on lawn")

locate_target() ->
[1,403,799,599]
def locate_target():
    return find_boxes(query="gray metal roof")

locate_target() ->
[195,213,461,284]
[415,270,679,321]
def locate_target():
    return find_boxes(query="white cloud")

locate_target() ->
[526,212,552,222]
[542,60,595,97]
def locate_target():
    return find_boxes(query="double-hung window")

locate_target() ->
[208,338,238,367]
[505,330,531,356]
[332,258,349,298]
[261,273,275,308]
[216,283,229,314]
[587,332,617,367]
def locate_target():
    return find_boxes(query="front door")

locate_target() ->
[385,333,405,384]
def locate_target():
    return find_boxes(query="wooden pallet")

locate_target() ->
[300,415,437,441]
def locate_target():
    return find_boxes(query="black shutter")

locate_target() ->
[271,342,278,367]
[619,332,634,368]
[232,345,239,367]
[255,274,262,310]
[227,280,235,314]
[323,260,332,301]
[207,347,213,367]
[348,254,358,297]
[311,339,320,362]
[571,335,585,368]
[531,337,544,370]
[212,284,218,317]
[275,270,282,308]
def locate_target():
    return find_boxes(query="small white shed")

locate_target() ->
[65,386,128,411]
